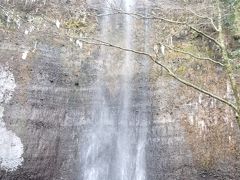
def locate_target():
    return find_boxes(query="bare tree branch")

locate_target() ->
[160,42,224,66]
[77,37,238,112]
[188,25,222,49]
[102,9,223,49]
[186,8,219,32]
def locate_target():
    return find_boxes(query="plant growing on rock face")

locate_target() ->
[76,0,240,128]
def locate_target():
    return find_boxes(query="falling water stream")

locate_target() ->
[82,0,148,179]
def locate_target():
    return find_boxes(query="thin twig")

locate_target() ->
[187,8,219,32]
[102,9,223,49]
[188,25,222,49]
[160,43,224,66]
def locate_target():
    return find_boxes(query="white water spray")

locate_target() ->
[82,1,147,179]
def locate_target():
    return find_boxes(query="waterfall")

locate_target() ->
[81,0,147,179]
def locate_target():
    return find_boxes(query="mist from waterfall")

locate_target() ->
[82,0,147,179]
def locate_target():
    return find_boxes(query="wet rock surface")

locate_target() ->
[0,0,240,180]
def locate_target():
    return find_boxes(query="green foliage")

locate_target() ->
[231,49,240,58]
[64,19,87,30]
[222,0,240,32]
[0,14,5,27]
[0,8,21,30]
[221,0,238,4]
[176,65,187,75]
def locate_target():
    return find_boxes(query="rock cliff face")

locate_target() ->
[0,0,240,180]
